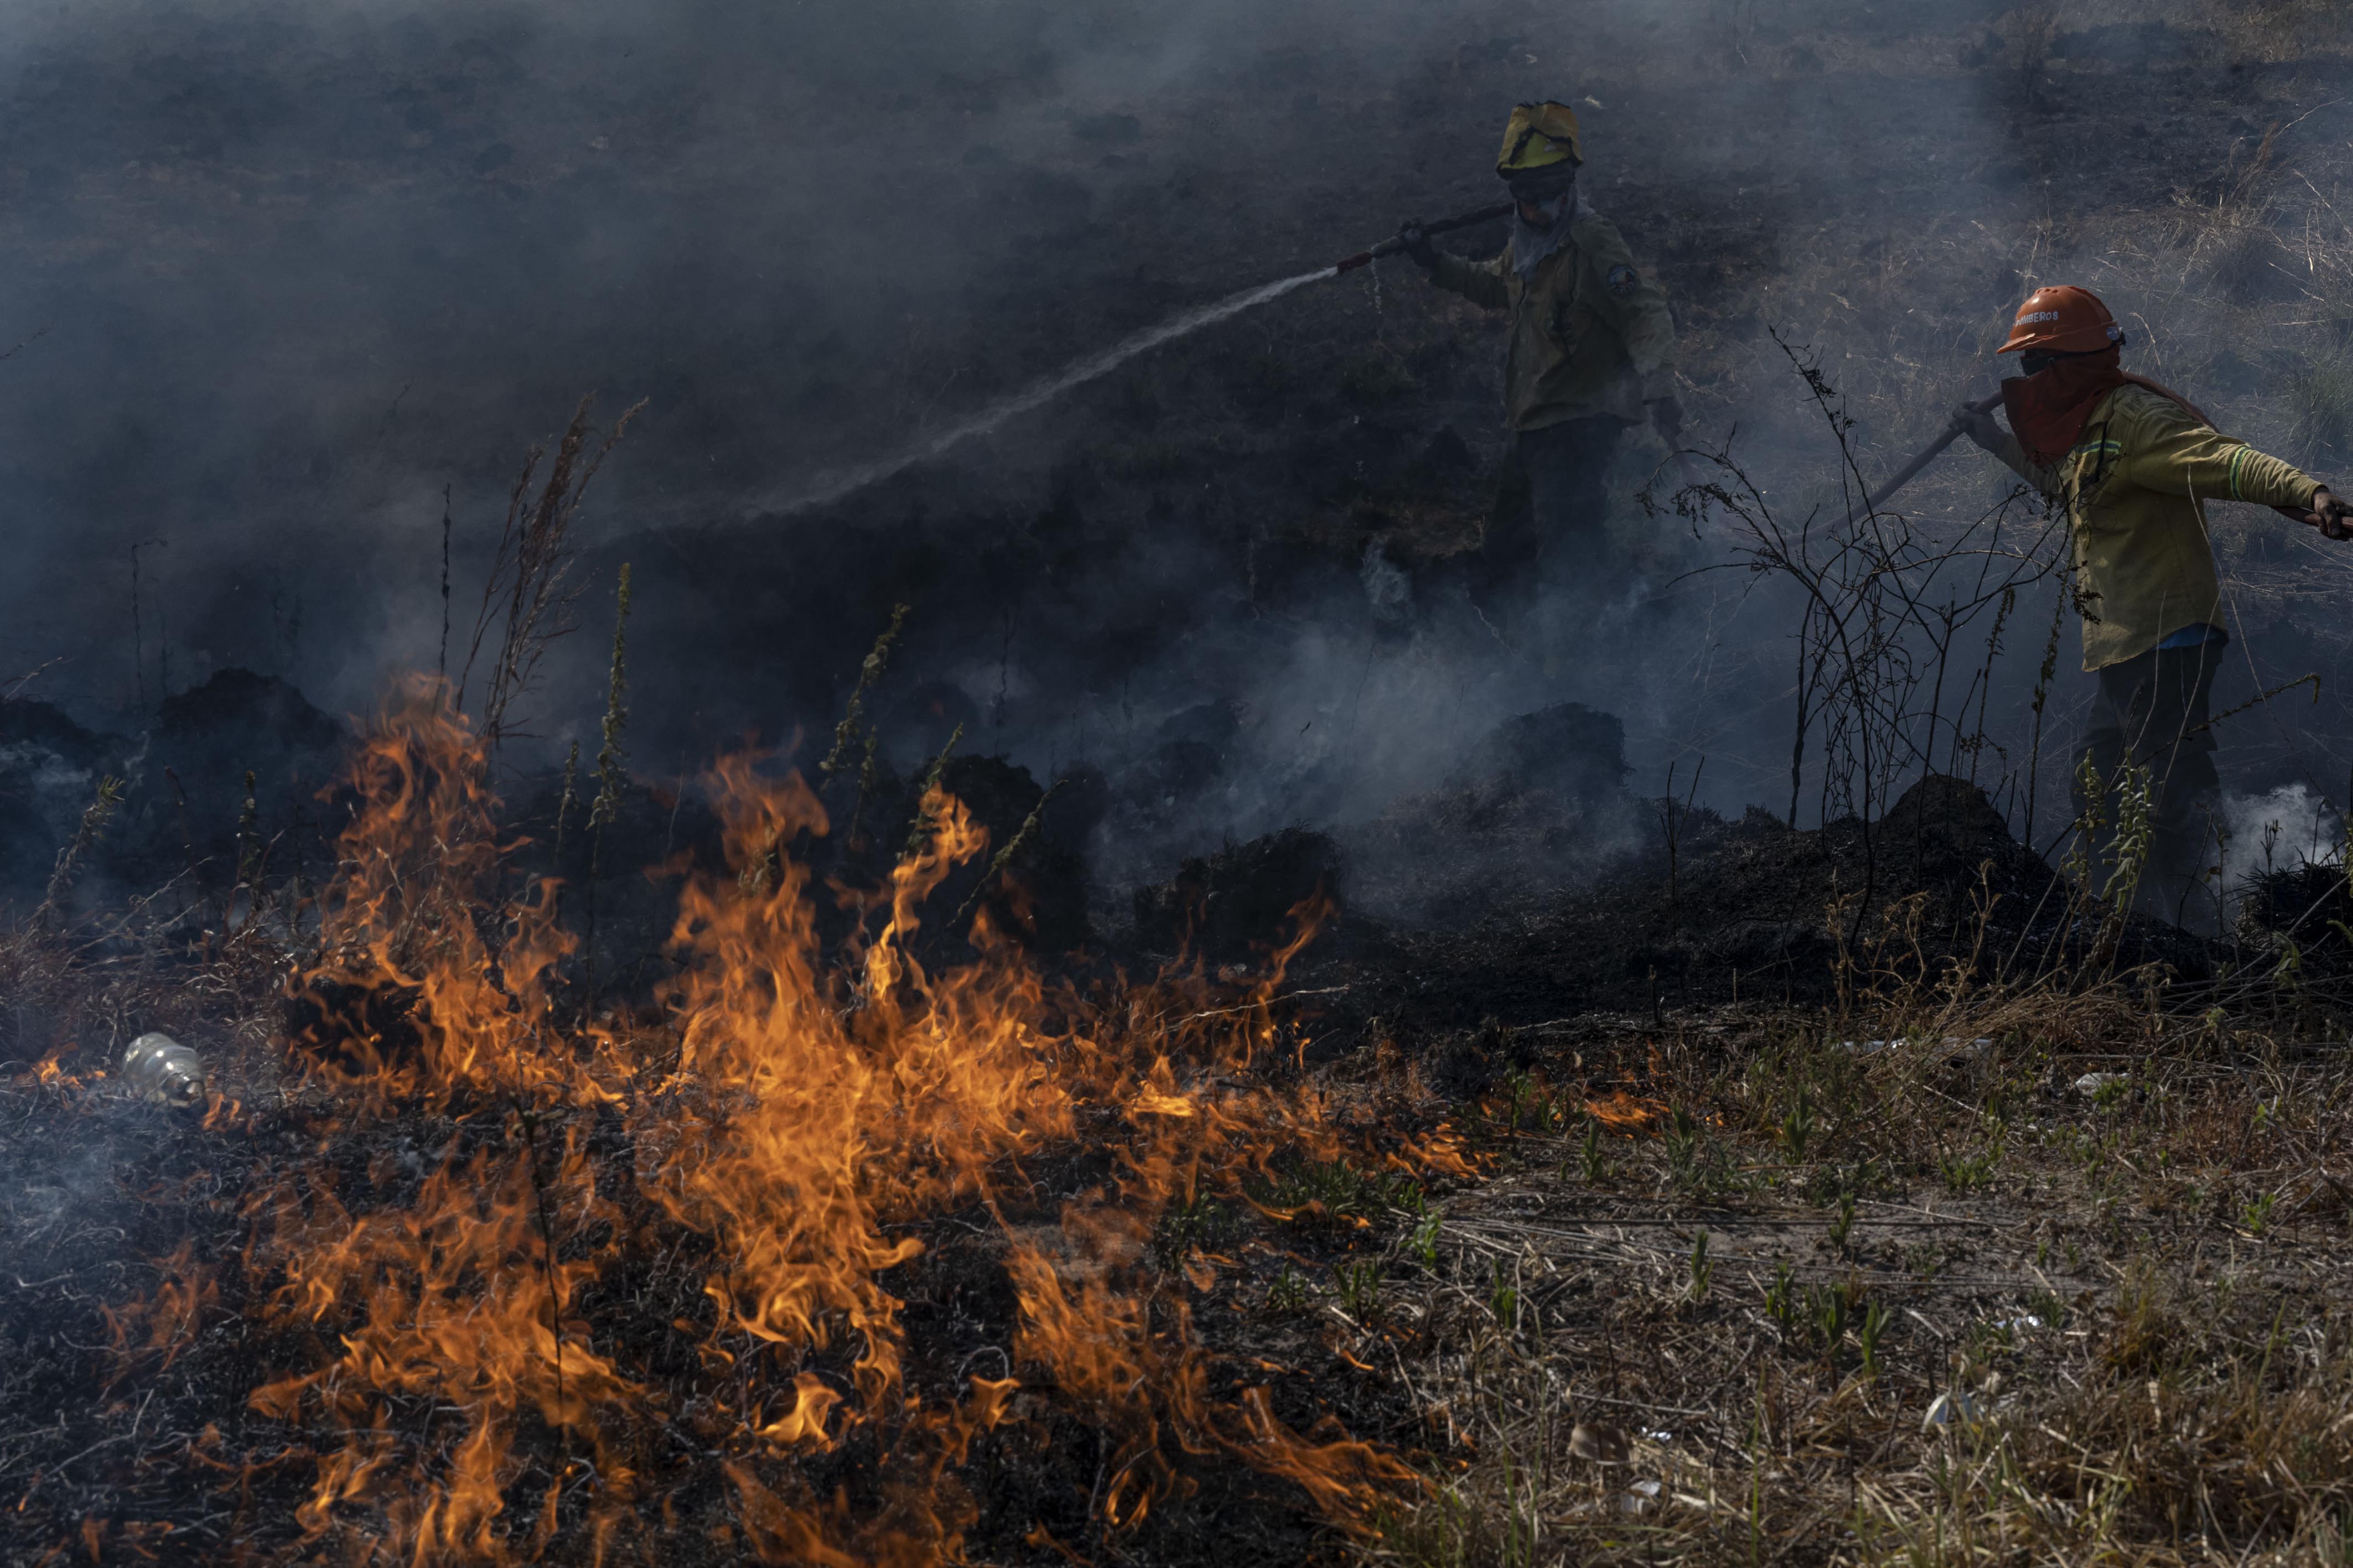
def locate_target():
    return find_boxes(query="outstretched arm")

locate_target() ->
[2115,406,2353,538]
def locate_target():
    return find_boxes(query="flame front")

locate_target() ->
[210,680,1449,1561]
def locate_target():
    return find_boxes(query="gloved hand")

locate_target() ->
[1648,395,1684,449]
[1950,402,2005,454]
[1397,219,1435,269]
[2304,486,2353,541]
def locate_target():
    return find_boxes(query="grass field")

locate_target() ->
[1366,969,2353,1564]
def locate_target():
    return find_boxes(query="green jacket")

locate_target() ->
[1996,383,2320,671]
[1428,211,1676,431]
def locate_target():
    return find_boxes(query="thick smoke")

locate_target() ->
[2,0,2351,908]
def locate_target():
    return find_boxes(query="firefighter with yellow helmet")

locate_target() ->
[1399,101,1680,610]
[1952,284,2353,914]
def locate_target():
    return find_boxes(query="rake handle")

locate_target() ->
[1864,392,2004,512]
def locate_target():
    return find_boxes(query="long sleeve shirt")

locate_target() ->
[1427,210,1676,432]
[1995,383,2320,671]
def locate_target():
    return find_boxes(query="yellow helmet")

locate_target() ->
[1497,101,1582,179]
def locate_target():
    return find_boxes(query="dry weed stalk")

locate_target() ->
[900,721,965,864]
[457,393,646,746]
[949,777,1064,940]
[37,773,123,927]
[581,564,633,998]
[821,602,910,782]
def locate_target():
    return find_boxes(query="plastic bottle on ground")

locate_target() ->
[122,1032,207,1107]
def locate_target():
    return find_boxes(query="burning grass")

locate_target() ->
[0,679,1471,1565]
[11,689,2353,1566]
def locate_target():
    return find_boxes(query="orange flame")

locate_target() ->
[216,682,1442,1561]
[1585,1089,1667,1131]
[24,1045,87,1091]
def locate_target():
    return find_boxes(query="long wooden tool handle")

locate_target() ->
[1863,392,2004,512]
[1334,202,1517,274]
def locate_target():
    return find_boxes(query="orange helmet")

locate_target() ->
[1999,285,2124,355]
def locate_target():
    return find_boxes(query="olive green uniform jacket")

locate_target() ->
[1994,384,2320,671]
[1428,211,1677,432]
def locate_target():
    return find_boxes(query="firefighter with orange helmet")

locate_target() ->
[1397,102,1680,614]
[1953,284,2353,913]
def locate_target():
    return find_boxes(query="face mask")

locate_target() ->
[1515,186,1571,223]
[1510,181,1580,278]
[2002,349,2217,469]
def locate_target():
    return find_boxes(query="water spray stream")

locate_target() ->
[745,196,1510,519]
[751,268,1335,517]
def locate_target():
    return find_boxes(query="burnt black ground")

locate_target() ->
[1229,773,2214,1098]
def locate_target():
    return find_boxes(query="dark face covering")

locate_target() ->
[2002,347,2132,468]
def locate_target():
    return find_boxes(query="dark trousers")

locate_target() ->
[2073,641,2222,918]
[1477,416,1625,616]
